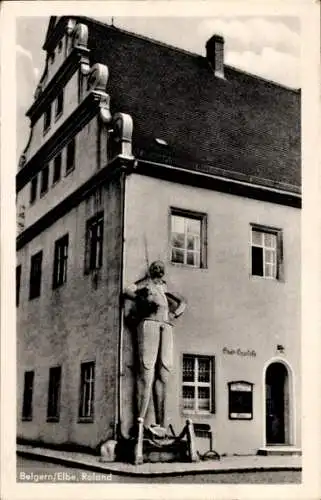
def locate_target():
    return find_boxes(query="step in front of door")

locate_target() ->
[257,446,302,456]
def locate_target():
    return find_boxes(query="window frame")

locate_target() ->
[78,361,95,422]
[47,366,62,422]
[65,137,76,175]
[181,354,215,415]
[22,370,35,421]
[30,175,38,205]
[29,250,43,300]
[169,207,207,269]
[84,212,104,274]
[250,224,284,281]
[52,152,62,185]
[52,234,69,289]
[40,164,50,197]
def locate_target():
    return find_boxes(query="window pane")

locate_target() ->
[252,230,263,246]
[172,232,185,248]
[265,249,276,264]
[187,251,200,267]
[187,234,200,251]
[171,215,185,234]
[251,246,263,276]
[198,387,210,411]
[187,218,201,234]
[198,358,210,382]
[183,357,194,381]
[264,233,277,248]
[265,263,276,279]
[172,248,184,264]
[183,386,195,409]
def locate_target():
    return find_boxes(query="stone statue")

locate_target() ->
[123,260,187,463]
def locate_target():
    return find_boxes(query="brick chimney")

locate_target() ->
[206,35,225,78]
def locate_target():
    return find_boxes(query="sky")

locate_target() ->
[16,15,301,156]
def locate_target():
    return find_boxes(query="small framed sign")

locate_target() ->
[228,381,253,420]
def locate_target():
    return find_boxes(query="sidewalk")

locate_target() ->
[17,444,302,477]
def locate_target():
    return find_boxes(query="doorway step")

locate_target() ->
[257,446,301,456]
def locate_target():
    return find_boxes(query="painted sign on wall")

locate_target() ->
[222,347,256,357]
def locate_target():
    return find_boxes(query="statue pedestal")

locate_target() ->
[116,436,189,464]
[103,419,200,465]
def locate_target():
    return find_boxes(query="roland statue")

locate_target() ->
[123,260,186,463]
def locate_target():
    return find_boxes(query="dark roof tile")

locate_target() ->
[84,18,301,190]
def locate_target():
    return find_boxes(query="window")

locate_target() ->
[29,250,43,300]
[52,234,69,289]
[251,226,283,280]
[84,213,104,273]
[170,209,207,268]
[43,104,52,133]
[66,138,75,174]
[55,91,64,118]
[182,355,214,413]
[53,152,62,184]
[30,175,38,204]
[47,366,62,421]
[58,39,63,53]
[79,362,95,420]
[22,370,34,420]
[40,164,49,196]
[16,264,21,307]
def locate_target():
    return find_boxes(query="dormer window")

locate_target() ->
[43,104,52,134]
[55,91,64,119]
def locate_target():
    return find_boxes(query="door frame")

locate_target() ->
[262,357,296,447]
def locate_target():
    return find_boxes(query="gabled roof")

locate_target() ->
[42,16,301,192]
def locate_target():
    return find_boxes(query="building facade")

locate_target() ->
[16,16,301,456]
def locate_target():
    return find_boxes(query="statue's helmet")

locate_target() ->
[149,260,165,279]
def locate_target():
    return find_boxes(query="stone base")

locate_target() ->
[116,436,189,463]
[257,446,302,456]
